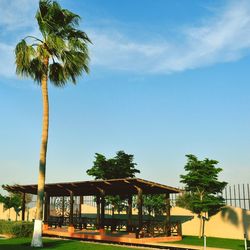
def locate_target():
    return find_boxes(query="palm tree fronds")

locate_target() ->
[15,40,35,77]
[61,8,80,27]
[36,0,52,38]
[61,50,89,83]
[68,29,92,44]
[29,58,47,84]
[37,45,50,59]
[46,35,65,56]
[17,0,90,84]
[36,0,81,39]
[48,62,67,86]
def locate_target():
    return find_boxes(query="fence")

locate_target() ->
[223,184,250,210]
[170,184,250,210]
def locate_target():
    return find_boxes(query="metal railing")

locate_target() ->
[170,184,250,210]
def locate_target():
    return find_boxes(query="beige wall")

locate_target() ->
[1,202,249,240]
[172,206,250,240]
[0,203,36,222]
[0,203,18,221]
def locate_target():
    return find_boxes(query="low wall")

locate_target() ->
[1,202,249,240]
[171,206,250,240]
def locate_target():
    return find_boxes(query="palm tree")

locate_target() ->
[15,0,91,247]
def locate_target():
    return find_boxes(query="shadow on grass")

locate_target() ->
[178,236,250,250]
[0,238,72,249]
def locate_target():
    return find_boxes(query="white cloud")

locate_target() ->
[1,0,250,78]
[88,30,172,72]
[0,0,39,78]
[89,0,250,74]
[0,0,38,30]
[0,43,15,77]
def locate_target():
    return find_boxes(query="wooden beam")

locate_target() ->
[104,181,111,185]
[21,193,26,221]
[96,187,105,195]
[4,178,181,199]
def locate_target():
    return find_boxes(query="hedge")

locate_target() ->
[0,220,33,237]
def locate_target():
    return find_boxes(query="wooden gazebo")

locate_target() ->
[4,178,184,243]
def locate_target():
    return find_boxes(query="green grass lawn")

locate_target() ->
[0,238,145,250]
[1,236,249,250]
[170,235,249,250]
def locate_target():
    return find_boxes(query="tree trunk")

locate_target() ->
[31,58,49,248]
[202,217,206,238]
[198,214,202,238]
[198,191,204,239]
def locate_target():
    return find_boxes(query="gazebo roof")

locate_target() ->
[3,178,181,197]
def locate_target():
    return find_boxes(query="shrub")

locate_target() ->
[0,220,12,235]
[0,220,33,237]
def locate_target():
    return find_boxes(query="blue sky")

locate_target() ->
[0,0,250,189]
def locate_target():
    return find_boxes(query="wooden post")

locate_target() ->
[62,196,65,217]
[165,193,171,236]
[69,192,74,226]
[100,193,105,230]
[127,195,132,232]
[79,196,83,229]
[43,192,50,231]
[44,192,49,224]
[21,193,26,221]
[96,195,100,229]
[79,196,83,217]
[136,187,143,235]
[68,191,75,234]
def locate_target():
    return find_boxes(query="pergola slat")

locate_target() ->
[3,178,181,197]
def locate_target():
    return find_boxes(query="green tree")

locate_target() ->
[1,187,33,221]
[143,194,166,216]
[15,0,90,247]
[0,192,26,221]
[86,151,140,215]
[0,193,20,220]
[177,154,227,238]
[86,151,140,180]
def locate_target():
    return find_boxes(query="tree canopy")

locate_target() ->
[0,193,21,215]
[15,0,90,86]
[86,151,140,215]
[86,151,140,180]
[0,191,32,220]
[177,154,227,237]
[143,194,166,216]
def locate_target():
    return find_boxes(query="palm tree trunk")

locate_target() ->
[31,57,49,248]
